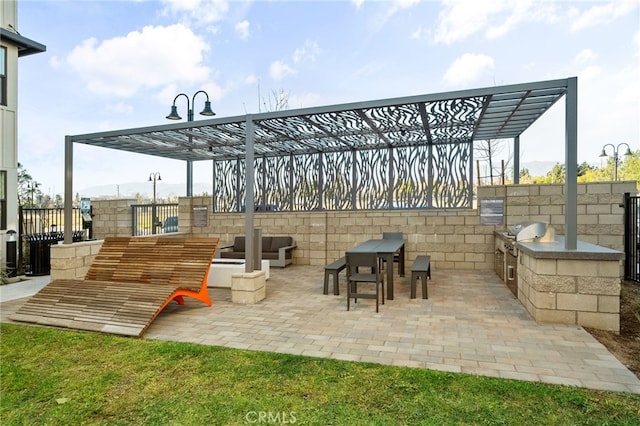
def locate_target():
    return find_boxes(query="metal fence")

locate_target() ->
[624,193,639,283]
[19,207,85,275]
[131,203,179,236]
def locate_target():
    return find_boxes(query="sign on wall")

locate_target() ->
[193,206,208,227]
[479,197,504,225]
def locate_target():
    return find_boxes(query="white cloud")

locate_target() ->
[66,24,211,97]
[235,20,250,40]
[161,0,229,26]
[574,48,597,64]
[442,53,494,87]
[369,0,421,33]
[105,102,134,115]
[245,74,259,85]
[570,0,639,32]
[411,25,429,40]
[433,0,503,45]
[578,65,603,82]
[292,40,321,64]
[433,0,558,45]
[289,92,323,109]
[269,61,296,80]
[352,0,365,9]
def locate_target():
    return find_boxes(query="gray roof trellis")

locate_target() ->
[68,78,570,161]
[64,77,579,259]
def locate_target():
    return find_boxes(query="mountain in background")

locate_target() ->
[77,161,560,198]
[77,182,212,199]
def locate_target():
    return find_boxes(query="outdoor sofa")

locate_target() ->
[219,236,296,268]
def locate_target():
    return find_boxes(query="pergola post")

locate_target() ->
[245,115,255,273]
[564,77,578,250]
[63,136,73,245]
[186,160,193,196]
[513,135,520,184]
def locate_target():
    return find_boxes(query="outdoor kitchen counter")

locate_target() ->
[516,236,624,261]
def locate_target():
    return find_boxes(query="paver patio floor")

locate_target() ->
[2,266,639,394]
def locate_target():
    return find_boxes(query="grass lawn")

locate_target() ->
[1,323,639,425]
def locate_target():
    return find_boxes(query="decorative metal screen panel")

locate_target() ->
[392,146,430,208]
[322,151,354,210]
[292,154,320,211]
[214,159,244,212]
[355,149,389,209]
[256,156,290,211]
[432,142,472,208]
[213,142,472,212]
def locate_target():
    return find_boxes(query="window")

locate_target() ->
[0,46,6,106]
[0,171,6,229]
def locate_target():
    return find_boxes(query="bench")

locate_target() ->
[11,236,219,337]
[324,256,346,295]
[410,255,431,299]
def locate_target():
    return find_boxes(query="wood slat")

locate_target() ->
[11,237,219,337]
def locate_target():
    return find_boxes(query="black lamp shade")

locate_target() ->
[166,105,182,120]
[200,101,215,116]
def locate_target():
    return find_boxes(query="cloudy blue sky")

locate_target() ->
[14,0,640,197]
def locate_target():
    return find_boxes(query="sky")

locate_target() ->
[12,0,640,198]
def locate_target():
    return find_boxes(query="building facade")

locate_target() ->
[0,0,45,270]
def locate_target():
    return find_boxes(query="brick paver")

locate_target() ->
[2,266,638,394]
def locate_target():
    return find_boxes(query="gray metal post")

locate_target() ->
[565,77,578,250]
[253,228,262,271]
[513,136,520,184]
[245,115,255,273]
[186,160,193,197]
[64,136,73,244]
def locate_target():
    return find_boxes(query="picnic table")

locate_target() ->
[346,239,405,300]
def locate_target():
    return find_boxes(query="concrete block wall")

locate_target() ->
[86,182,630,272]
[518,253,621,331]
[91,199,136,239]
[482,181,635,251]
[180,197,498,270]
[50,239,104,280]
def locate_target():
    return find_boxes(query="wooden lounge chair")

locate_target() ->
[11,236,219,337]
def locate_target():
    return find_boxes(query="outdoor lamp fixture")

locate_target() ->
[6,229,16,242]
[149,172,161,204]
[165,90,216,121]
[599,143,632,181]
[165,90,215,197]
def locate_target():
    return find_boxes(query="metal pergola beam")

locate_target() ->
[62,77,580,255]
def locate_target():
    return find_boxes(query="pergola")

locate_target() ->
[63,77,579,270]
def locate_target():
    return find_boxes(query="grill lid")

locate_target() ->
[507,221,548,242]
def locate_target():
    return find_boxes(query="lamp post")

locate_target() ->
[149,172,161,204]
[27,182,39,207]
[166,90,215,196]
[149,172,161,235]
[599,143,632,181]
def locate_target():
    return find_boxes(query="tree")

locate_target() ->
[17,163,43,207]
[262,89,289,112]
[541,161,594,184]
[617,150,640,185]
[474,139,512,185]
